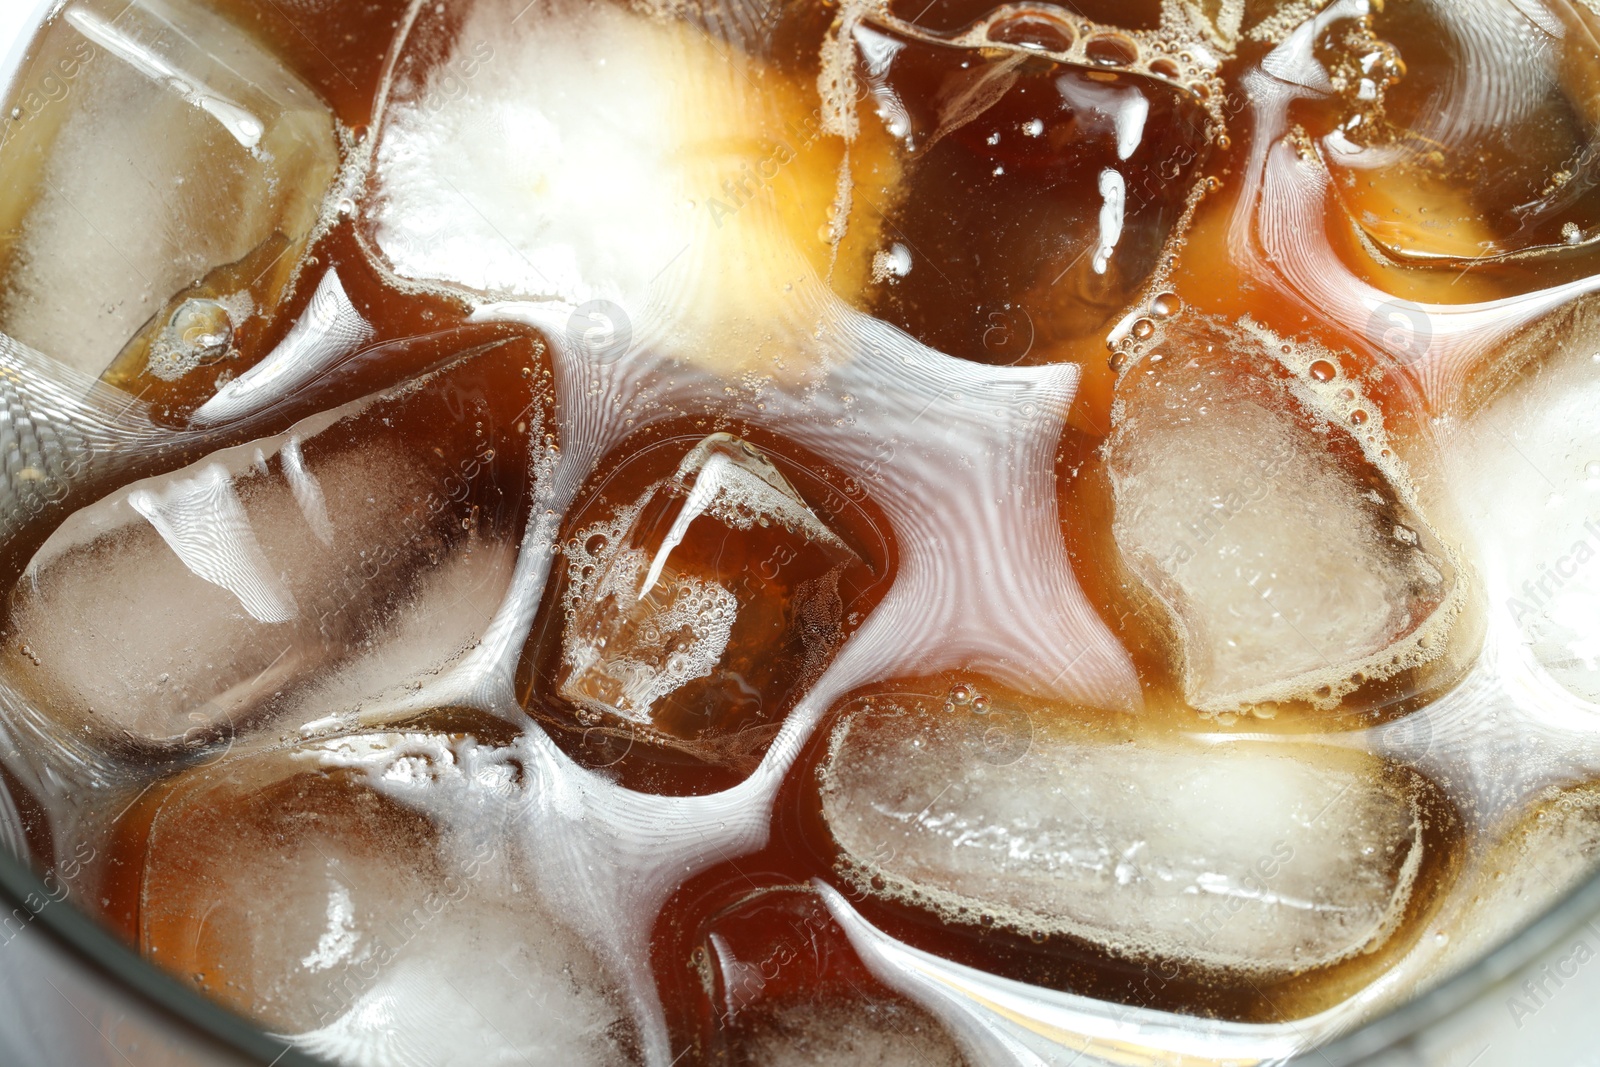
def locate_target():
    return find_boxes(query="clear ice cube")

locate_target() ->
[819,686,1450,992]
[0,340,547,751]
[112,731,637,1065]
[0,0,337,382]
[1314,0,1600,263]
[1105,317,1460,713]
[842,6,1217,361]
[687,885,965,1067]
[524,434,867,778]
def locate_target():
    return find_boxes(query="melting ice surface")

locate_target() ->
[546,433,862,766]
[2,336,540,755]
[0,0,337,381]
[1107,317,1460,713]
[821,700,1430,978]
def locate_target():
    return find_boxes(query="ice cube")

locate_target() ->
[888,0,1166,34]
[108,731,637,1064]
[1440,306,1600,705]
[0,338,549,751]
[818,686,1456,1008]
[1313,0,1600,264]
[1427,781,1600,979]
[1104,316,1461,713]
[0,0,338,382]
[521,433,873,784]
[367,0,901,380]
[726,1002,966,1067]
[680,883,965,1066]
[839,7,1219,361]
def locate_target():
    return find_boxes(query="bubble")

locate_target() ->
[949,684,973,705]
[1350,410,1369,426]
[1150,292,1182,318]
[1131,318,1156,340]
[988,12,1076,53]
[169,299,234,361]
[1309,359,1338,382]
[1085,34,1139,67]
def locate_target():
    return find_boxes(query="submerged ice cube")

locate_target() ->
[1104,317,1460,713]
[523,434,869,781]
[1428,781,1600,980]
[105,730,637,1064]
[842,6,1218,361]
[0,338,549,751]
[1312,0,1600,264]
[818,686,1456,1010]
[0,0,337,381]
[687,886,964,1067]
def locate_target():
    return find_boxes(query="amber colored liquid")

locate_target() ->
[12,0,1600,1058]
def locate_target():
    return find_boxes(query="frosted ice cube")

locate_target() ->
[819,687,1452,993]
[113,731,637,1065]
[0,0,337,382]
[524,434,868,779]
[1442,305,1600,705]
[1105,317,1460,712]
[0,340,548,751]
[367,0,901,380]
[730,1002,966,1067]
[1427,781,1600,980]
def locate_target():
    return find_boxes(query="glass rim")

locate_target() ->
[0,842,326,1066]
